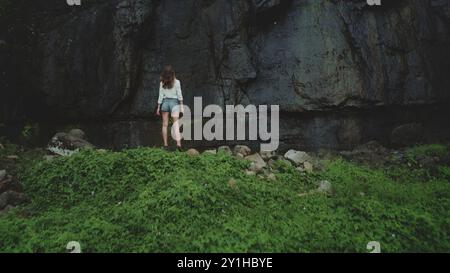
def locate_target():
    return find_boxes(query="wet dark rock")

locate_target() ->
[340,141,389,167]
[390,123,425,147]
[0,170,6,181]
[48,132,95,156]
[0,191,28,210]
[0,176,23,194]
[68,129,86,140]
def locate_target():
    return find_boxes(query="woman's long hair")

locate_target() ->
[160,65,176,89]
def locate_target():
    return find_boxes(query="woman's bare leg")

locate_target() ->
[162,112,170,147]
[172,113,182,147]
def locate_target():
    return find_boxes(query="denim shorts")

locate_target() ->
[161,98,180,113]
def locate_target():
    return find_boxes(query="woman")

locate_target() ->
[156,65,184,150]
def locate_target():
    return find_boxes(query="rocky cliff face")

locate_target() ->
[2,0,450,150]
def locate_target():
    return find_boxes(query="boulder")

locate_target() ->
[390,123,425,146]
[233,145,252,157]
[68,129,86,140]
[48,132,95,156]
[284,150,311,166]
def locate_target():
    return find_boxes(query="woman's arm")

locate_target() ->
[176,80,184,112]
[157,82,164,115]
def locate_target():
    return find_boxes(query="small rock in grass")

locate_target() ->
[68,129,86,140]
[268,157,292,170]
[0,177,23,194]
[0,191,28,210]
[5,155,19,160]
[203,149,217,155]
[218,146,232,155]
[235,153,245,160]
[43,155,58,161]
[228,178,238,190]
[317,180,332,194]
[245,153,267,172]
[267,173,277,181]
[284,150,311,166]
[303,161,314,173]
[187,148,200,156]
[233,145,251,157]
[0,143,4,150]
[0,170,6,181]
[245,170,256,176]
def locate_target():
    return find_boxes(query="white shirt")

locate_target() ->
[158,79,183,104]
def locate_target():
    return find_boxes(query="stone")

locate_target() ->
[235,153,245,160]
[0,177,23,194]
[268,157,292,170]
[284,150,311,166]
[0,170,6,181]
[303,162,314,173]
[233,145,252,157]
[68,129,86,140]
[317,180,332,194]
[187,148,200,156]
[203,149,217,155]
[245,153,267,172]
[267,173,277,181]
[340,141,389,167]
[390,123,425,146]
[48,132,95,156]
[43,155,58,161]
[0,191,28,210]
[228,178,238,190]
[5,155,19,160]
[0,143,4,150]
[260,150,276,160]
[218,146,232,155]
[245,170,256,176]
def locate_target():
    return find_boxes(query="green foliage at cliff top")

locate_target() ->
[0,144,449,253]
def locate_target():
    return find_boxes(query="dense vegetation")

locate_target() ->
[0,142,449,253]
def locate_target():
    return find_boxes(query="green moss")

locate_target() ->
[0,146,449,253]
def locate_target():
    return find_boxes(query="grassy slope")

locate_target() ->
[0,144,449,253]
